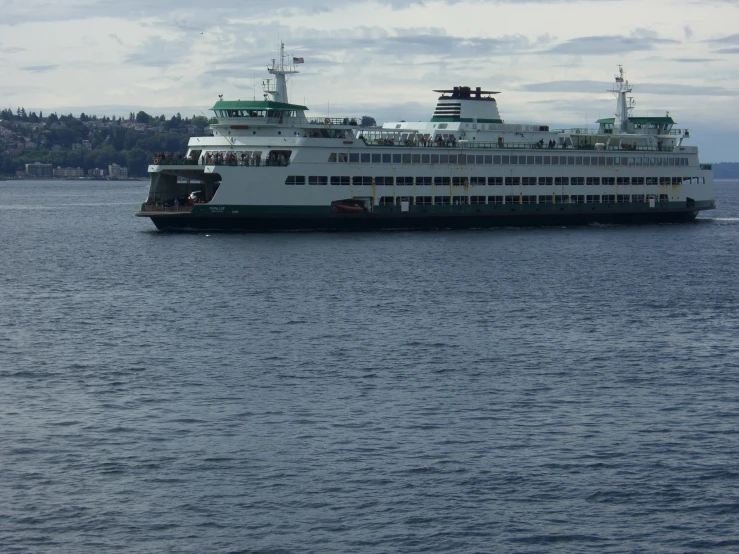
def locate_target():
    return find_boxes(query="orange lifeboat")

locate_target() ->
[331,200,366,214]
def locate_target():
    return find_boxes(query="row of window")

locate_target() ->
[214,109,298,118]
[328,152,691,167]
[377,194,670,206]
[284,176,705,186]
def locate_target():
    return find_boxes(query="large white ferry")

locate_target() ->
[137,44,715,231]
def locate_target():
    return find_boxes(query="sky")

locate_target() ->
[1,0,738,161]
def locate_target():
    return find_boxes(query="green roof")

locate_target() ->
[597,116,675,124]
[629,116,675,124]
[211,100,309,111]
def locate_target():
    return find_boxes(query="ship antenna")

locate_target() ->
[265,41,299,104]
[610,64,633,132]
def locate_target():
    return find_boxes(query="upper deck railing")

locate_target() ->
[203,158,290,167]
[550,128,599,135]
[551,127,689,137]
[357,138,675,152]
[152,156,290,167]
[153,156,199,165]
[309,117,361,126]
[209,116,363,127]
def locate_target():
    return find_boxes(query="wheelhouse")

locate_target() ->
[211,100,308,123]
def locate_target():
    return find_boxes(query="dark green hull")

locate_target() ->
[138,201,713,231]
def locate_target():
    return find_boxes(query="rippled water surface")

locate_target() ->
[2,180,739,553]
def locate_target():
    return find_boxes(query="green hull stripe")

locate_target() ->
[187,201,713,217]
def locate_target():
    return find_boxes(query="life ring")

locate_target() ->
[324,118,330,124]
[154,158,160,164]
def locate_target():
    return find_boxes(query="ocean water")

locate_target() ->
[1,179,738,553]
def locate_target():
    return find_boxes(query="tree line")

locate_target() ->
[0,109,210,177]
[2,109,380,178]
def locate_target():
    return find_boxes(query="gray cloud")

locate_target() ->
[0,85,42,97]
[368,33,542,57]
[638,83,739,96]
[519,80,614,94]
[21,64,58,72]
[705,32,739,53]
[0,0,617,26]
[123,24,546,78]
[705,32,739,44]
[671,57,720,63]
[519,80,739,97]
[0,44,26,54]
[119,22,692,107]
[545,34,679,56]
[124,35,197,68]
[221,29,540,65]
[2,0,426,25]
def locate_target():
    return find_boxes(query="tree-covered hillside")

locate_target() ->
[0,109,210,177]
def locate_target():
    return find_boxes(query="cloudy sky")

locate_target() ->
[2,0,738,161]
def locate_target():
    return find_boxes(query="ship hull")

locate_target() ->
[138,203,709,232]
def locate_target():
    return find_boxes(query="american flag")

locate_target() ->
[293,56,304,64]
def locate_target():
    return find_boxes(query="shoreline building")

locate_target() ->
[108,163,129,180]
[25,162,53,178]
[53,167,85,179]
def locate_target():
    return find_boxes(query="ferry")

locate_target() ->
[136,44,715,231]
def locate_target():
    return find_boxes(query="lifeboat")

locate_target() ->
[331,200,366,214]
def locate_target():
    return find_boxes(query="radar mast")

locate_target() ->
[610,65,634,132]
[263,42,299,104]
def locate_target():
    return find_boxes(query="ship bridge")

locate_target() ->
[210,100,309,125]
[432,86,503,123]
[596,116,682,136]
